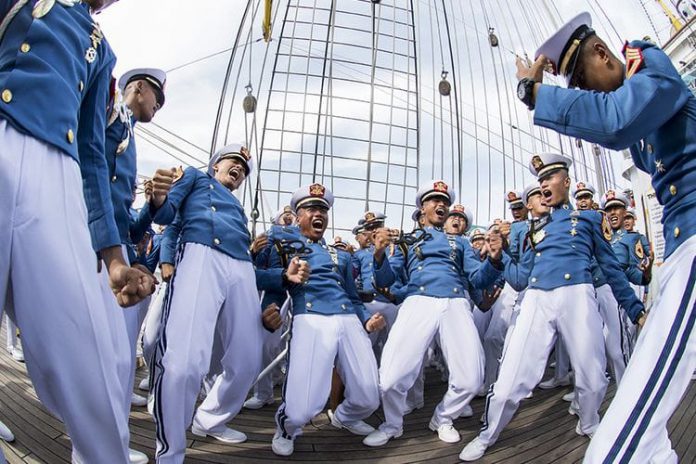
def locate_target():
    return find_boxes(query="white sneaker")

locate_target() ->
[10,346,24,363]
[129,448,148,464]
[459,436,488,461]
[243,396,274,410]
[272,431,294,456]
[568,401,580,416]
[428,420,460,443]
[575,421,594,438]
[330,413,375,435]
[131,393,147,407]
[362,427,403,447]
[138,377,150,392]
[459,404,474,418]
[403,401,424,415]
[191,424,247,444]
[562,391,575,402]
[538,373,571,389]
[0,419,15,442]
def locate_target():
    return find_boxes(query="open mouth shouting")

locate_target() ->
[540,188,553,205]
[435,205,447,219]
[311,216,326,233]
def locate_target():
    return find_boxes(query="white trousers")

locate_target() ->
[483,285,518,389]
[275,313,379,439]
[379,295,484,434]
[596,284,631,384]
[0,121,130,462]
[98,244,147,413]
[473,306,493,341]
[584,236,696,464]
[152,243,263,463]
[480,284,608,446]
[4,313,17,351]
[254,296,290,401]
[143,281,168,366]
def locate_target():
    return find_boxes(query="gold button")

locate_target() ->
[209,184,214,189]
[79,80,84,92]
[306,302,312,308]
[211,206,216,212]
[1,89,12,103]
[531,277,537,283]
[419,286,425,292]
[564,273,571,280]
[20,43,30,53]
[453,288,459,293]
[536,252,541,257]
[111,176,117,182]
[417,266,422,271]
[341,304,347,310]
[674,227,680,238]
[214,238,221,245]
[670,185,677,196]
[66,129,74,144]
[647,144,654,154]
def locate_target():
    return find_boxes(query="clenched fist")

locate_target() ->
[262,303,283,331]
[151,168,177,208]
[286,256,310,284]
[365,312,386,333]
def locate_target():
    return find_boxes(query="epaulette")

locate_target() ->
[622,42,645,79]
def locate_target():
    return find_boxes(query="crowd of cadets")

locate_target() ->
[0,3,694,464]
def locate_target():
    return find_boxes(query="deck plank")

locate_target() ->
[2,330,696,463]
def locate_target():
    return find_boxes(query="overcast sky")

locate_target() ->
[96,0,675,232]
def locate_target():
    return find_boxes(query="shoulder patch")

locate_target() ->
[622,44,645,79]
[634,239,645,259]
[172,166,184,183]
[601,214,612,241]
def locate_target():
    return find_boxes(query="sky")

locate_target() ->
[96,0,677,234]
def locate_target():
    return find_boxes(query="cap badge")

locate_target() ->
[531,155,544,172]
[433,181,448,192]
[309,183,326,197]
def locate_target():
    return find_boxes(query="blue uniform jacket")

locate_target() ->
[264,236,371,326]
[373,227,501,299]
[255,224,302,308]
[153,167,252,262]
[503,221,533,291]
[535,41,696,258]
[353,246,391,303]
[0,1,120,251]
[144,233,162,274]
[611,229,649,286]
[502,206,644,322]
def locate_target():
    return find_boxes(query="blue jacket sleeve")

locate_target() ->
[502,247,534,291]
[461,239,502,290]
[80,54,120,252]
[151,168,198,225]
[341,255,369,327]
[144,235,161,273]
[591,215,645,322]
[373,247,404,289]
[130,203,155,245]
[160,216,182,265]
[534,46,689,150]
[255,268,284,292]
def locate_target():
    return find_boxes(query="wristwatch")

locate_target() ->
[517,77,536,110]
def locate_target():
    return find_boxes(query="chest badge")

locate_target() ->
[654,159,665,174]
[602,215,612,241]
[32,0,55,18]
[116,133,130,155]
[532,229,546,245]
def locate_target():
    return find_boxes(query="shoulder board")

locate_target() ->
[622,42,645,79]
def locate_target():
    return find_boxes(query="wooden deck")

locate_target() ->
[1,331,695,463]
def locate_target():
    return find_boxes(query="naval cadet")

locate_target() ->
[0,1,154,462]
[460,153,645,461]
[444,204,473,236]
[269,183,386,457]
[364,180,503,447]
[151,144,303,463]
[515,11,696,462]
[244,205,302,411]
[99,68,170,445]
